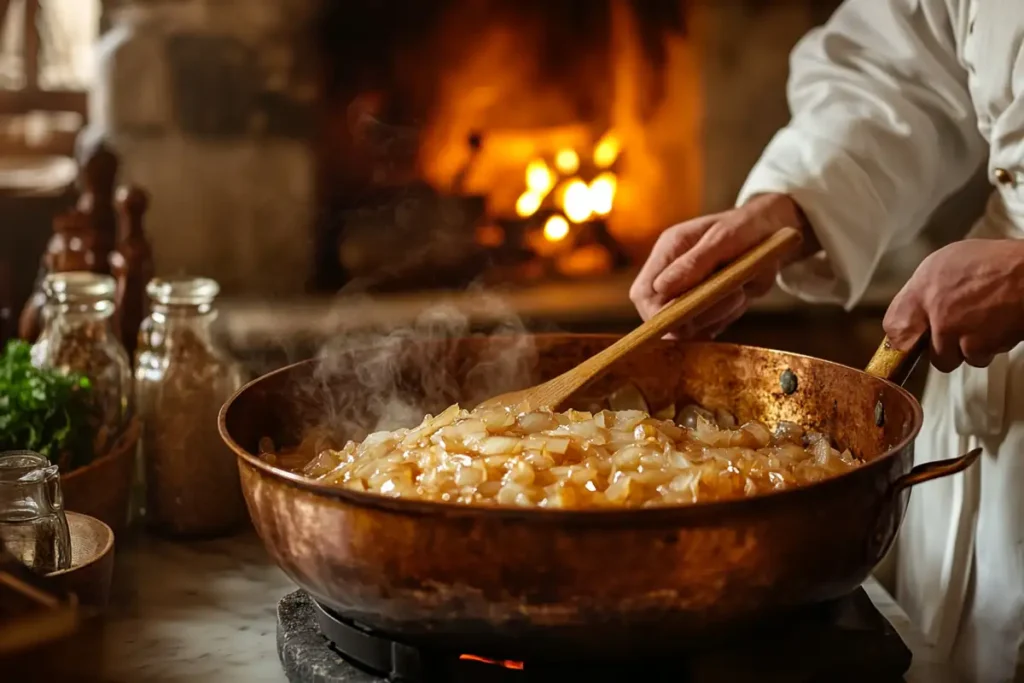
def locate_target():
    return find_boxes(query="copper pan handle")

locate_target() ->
[863,333,929,387]
[891,447,982,495]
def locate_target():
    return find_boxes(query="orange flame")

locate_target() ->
[588,172,617,216]
[525,159,555,194]
[562,179,592,223]
[593,132,620,168]
[543,215,570,242]
[459,654,525,670]
[554,148,580,174]
[515,190,543,218]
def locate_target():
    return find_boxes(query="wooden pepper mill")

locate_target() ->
[76,141,119,275]
[17,210,100,341]
[18,140,120,342]
[109,186,153,359]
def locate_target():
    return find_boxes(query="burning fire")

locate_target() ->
[543,215,570,242]
[511,132,620,243]
[515,190,543,218]
[593,132,620,168]
[562,179,592,223]
[588,172,616,216]
[525,159,555,194]
[554,148,580,174]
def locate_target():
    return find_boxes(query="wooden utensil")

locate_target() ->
[477,226,804,413]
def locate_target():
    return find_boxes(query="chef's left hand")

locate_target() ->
[884,239,1024,372]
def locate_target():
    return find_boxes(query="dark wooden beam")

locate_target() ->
[0,89,88,117]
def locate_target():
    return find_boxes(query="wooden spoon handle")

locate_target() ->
[864,333,928,387]
[558,226,804,395]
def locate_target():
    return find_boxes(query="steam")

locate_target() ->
[304,286,539,447]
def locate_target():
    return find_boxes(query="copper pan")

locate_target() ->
[218,334,979,659]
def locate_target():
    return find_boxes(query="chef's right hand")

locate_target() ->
[629,193,816,339]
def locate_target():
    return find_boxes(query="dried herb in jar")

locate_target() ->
[136,277,246,537]
[31,273,132,458]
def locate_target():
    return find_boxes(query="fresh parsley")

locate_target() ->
[0,340,96,471]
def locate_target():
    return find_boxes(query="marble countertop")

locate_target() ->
[97,531,957,683]
[101,532,294,683]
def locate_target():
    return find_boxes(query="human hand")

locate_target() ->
[629,193,816,339]
[884,239,1024,372]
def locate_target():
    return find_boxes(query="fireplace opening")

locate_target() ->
[311,0,701,293]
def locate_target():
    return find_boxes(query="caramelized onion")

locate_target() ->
[276,398,865,509]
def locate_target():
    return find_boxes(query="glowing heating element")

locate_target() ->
[459,654,526,670]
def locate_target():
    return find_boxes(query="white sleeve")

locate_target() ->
[737,0,986,309]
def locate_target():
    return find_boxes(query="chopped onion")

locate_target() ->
[477,436,524,455]
[281,397,862,509]
[518,411,558,433]
[773,421,805,445]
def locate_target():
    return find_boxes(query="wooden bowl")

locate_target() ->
[45,512,115,610]
[62,419,140,532]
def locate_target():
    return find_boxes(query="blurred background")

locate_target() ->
[0,0,991,389]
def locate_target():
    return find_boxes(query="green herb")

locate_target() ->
[0,340,96,471]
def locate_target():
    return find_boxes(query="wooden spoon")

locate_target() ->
[478,226,804,413]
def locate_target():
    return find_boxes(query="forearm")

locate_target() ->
[737,0,985,309]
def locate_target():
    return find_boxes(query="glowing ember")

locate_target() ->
[515,190,543,218]
[562,179,592,223]
[593,132,620,168]
[525,159,555,194]
[459,654,525,670]
[554,148,580,174]
[543,214,570,242]
[589,172,617,216]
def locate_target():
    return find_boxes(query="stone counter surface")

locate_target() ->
[99,532,956,683]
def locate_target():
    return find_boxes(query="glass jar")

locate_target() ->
[31,272,132,455]
[0,451,71,573]
[135,277,247,537]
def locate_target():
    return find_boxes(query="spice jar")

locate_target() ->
[135,277,247,537]
[31,272,132,455]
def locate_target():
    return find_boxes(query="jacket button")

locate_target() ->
[995,168,1016,186]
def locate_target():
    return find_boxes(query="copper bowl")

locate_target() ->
[219,335,975,658]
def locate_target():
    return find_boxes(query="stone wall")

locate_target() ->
[88,0,317,295]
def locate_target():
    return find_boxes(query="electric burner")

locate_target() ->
[277,589,912,683]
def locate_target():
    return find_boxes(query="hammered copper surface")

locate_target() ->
[220,335,931,658]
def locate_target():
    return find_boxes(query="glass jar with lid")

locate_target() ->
[135,277,247,537]
[31,272,132,453]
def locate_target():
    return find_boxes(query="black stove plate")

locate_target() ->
[276,589,911,683]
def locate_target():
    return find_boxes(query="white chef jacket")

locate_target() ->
[735,1,1024,681]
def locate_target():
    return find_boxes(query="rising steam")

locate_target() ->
[302,288,539,449]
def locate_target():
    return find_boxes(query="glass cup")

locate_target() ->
[0,451,72,573]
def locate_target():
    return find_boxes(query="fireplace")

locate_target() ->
[86,0,852,297]
[312,0,718,292]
